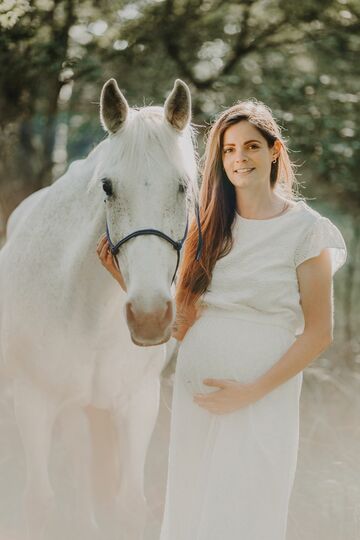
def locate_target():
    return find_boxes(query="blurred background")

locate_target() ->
[0,0,359,539]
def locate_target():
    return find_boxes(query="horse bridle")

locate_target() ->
[105,202,203,284]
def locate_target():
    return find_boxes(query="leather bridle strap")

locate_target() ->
[106,202,203,285]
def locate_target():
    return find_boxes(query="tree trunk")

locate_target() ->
[0,0,75,229]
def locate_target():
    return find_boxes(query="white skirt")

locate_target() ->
[160,311,303,540]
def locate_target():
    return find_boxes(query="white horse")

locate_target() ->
[0,78,198,539]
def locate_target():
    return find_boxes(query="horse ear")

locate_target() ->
[100,78,129,133]
[164,79,191,131]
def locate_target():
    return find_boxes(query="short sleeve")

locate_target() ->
[294,217,347,275]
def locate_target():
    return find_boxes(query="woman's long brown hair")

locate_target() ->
[174,99,299,340]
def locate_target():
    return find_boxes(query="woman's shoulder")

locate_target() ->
[290,199,344,244]
[292,199,344,235]
[292,199,322,224]
[292,200,347,274]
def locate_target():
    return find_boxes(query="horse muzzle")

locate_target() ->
[125,298,174,346]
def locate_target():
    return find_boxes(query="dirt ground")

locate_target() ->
[0,355,359,540]
[145,361,360,540]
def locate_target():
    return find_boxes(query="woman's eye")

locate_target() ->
[248,145,259,150]
[101,178,113,197]
[223,148,232,154]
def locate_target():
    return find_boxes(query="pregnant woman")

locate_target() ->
[98,99,347,539]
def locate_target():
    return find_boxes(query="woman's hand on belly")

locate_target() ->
[193,378,260,415]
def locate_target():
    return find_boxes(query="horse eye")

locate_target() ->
[101,178,113,197]
[178,183,185,194]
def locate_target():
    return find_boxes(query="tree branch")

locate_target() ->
[160,2,292,90]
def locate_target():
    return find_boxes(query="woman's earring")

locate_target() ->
[272,158,277,163]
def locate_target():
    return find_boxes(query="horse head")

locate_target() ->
[96,78,199,346]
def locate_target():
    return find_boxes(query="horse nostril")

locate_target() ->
[163,300,173,323]
[126,302,135,324]
[126,299,173,325]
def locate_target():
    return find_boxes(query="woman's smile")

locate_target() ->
[234,167,255,174]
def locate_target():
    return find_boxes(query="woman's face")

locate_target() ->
[222,120,280,190]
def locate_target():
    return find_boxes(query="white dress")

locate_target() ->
[160,200,347,540]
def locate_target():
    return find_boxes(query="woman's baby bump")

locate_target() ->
[177,315,295,395]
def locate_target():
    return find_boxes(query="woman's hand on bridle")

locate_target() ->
[96,234,127,292]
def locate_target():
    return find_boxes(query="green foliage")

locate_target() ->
[0,0,359,218]
[0,0,358,357]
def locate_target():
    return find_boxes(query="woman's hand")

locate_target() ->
[96,234,127,292]
[193,378,262,415]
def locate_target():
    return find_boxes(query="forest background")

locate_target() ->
[0,1,359,539]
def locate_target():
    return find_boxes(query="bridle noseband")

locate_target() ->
[106,202,203,284]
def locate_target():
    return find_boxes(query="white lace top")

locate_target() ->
[201,200,347,336]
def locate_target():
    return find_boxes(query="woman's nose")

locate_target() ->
[235,151,248,162]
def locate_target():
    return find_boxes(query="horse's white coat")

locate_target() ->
[0,80,197,539]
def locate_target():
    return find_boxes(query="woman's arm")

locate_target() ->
[96,234,127,292]
[193,249,333,414]
[251,248,333,399]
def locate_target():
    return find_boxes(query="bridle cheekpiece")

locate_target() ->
[106,201,202,285]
